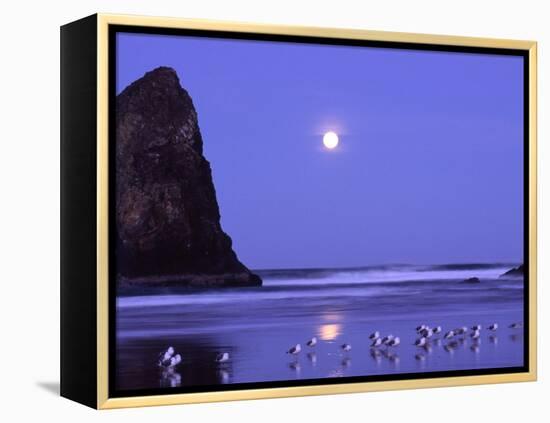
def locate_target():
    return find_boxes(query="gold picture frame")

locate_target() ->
[61,13,537,409]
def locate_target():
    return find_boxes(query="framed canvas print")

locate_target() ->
[60,14,537,409]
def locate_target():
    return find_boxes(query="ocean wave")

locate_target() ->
[117,286,401,308]
[117,263,522,309]
[260,266,514,287]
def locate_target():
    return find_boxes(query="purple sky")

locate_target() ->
[116,32,524,269]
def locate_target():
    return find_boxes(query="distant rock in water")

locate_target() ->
[115,67,261,287]
[461,277,481,284]
[499,264,524,278]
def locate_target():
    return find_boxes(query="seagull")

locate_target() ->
[455,327,468,336]
[287,344,301,355]
[341,343,352,352]
[166,354,182,369]
[215,352,229,363]
[157,346,175,367]
[388,337,400,347]
[371,337,383,348]
[509,322,523,329]
[444,330,455,339]
[471,324,482,331]
[420,328,434,338]
[432,326,442,335]
[306,337,317,347]
[488,323,498,331]
[381,335,394,345]
[414,337,428,347]
[470,330,481,340]
[369,331,380,340]
[416,325,427,333]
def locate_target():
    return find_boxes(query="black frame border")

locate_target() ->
[107,24,530,399]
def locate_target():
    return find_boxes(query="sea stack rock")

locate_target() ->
[500,264,524,278]
[115,67,261,287]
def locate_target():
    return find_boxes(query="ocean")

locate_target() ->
[115,263,524,392]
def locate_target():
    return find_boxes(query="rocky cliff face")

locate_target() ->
[115,67,261,287]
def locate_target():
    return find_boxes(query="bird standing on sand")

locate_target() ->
[215,352,229,363]
[416,325,427,333]
[158,346,175,367]
[369,331,380,340]
[341,343,352,352]
[414,337,428,347]
[306,337,317,347]
[509,322,523,329]
[488,323,498,331]
[287,344,301,355]
[433,326,442,335]
[381,335,394,345]
[371,338,383,348]
[444,330,455,340]
[168,354,182,368]
[420,328,434,338]
[455,327,468,336]
[388,337,400,347]
[471,324,482,331]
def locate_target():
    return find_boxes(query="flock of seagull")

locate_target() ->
[156,321,523,371]
[284,321,523,361]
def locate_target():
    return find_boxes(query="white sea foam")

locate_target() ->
[262,266,512,287]
[117,286,398,309]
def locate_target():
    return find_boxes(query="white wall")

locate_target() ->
[0,0,546,421]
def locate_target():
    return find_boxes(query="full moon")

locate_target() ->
[323,131,339,149]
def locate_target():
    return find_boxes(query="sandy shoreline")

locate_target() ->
[116,308,524,390]
[115,267,524,391]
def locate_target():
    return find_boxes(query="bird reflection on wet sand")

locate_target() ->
[509,334,523,342]
[415,353,426,362]
[370,348,383,365]
[288,360,301,374]
[160,369,181,388]
[307,352,317,365]
[341,357,352,368]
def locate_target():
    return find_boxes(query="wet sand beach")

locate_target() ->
[115,264,524,391]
